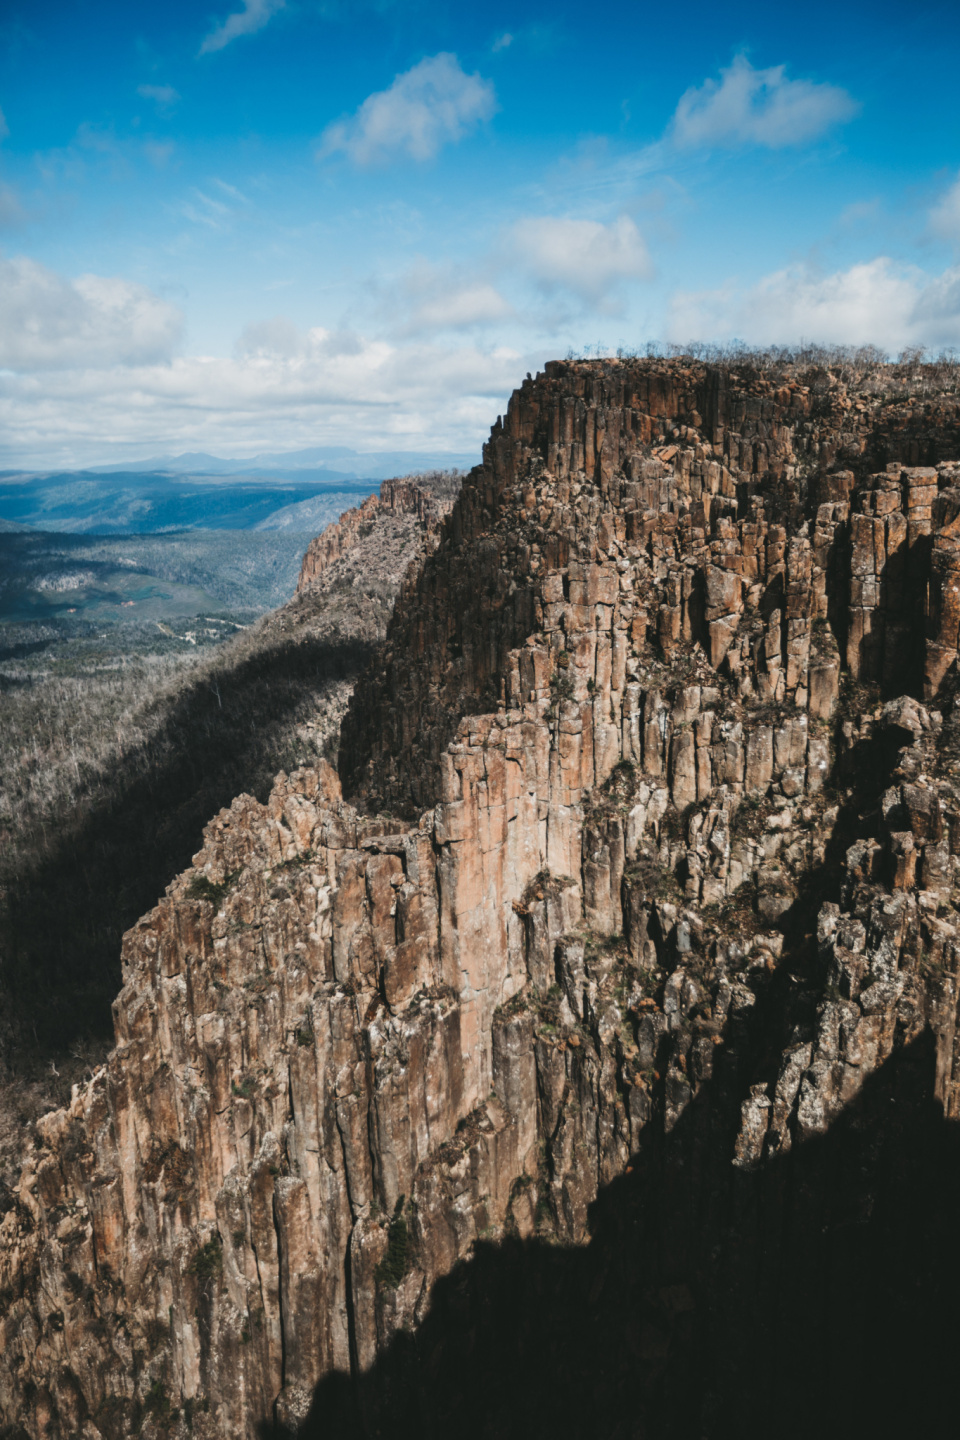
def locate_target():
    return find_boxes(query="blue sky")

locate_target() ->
[0,0,959,466]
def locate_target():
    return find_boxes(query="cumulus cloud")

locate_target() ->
[510,215,653,304]
[667,257,960,351]
[931,172,960,246]
[671,54,857,150]
[318,53,497,165]
[0,255,183,371]
[137,84,180,112]
[199,0,285,56]
[0,330,522,468]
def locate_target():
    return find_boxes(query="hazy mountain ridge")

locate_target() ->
[90,444,479,478]
[0,449,476,535]
[0,473,378,535]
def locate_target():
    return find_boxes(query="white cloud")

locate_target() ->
[510,215,653,304]
[382,261,513,336]
[493,33,513,52]
[671,54,857,150]
[0,255,183,370]
[235,316,308,358]
[931,172,960,246]
[0,105,8,142]
[0,329,522,468]
[405,281,512,332]
[199,0,285,56]
[318,53,497,166]
[137,83,180,111]
[667,257,960,351]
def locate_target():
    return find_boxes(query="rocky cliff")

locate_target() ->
[3,356,960,1439]
[295,475,458,595]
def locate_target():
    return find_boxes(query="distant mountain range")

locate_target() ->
[88,445,478,481]
[0,447,476,534]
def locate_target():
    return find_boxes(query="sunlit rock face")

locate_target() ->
[5,356,960,1438]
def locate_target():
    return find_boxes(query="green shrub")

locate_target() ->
[187,869,240,910]
[375,1195,410,1289]
[188,1238,222,1283]
[144,1379,171,1420]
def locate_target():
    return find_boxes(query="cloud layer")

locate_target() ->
[668,257,960,350]
[511,215,653,304]
[386,263,514,336]
[0,257,519,464]
[318,53,497,165]
[671,54,857,149]
[0,255,183,371]
[0,333,521,467]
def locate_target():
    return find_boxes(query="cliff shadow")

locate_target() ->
[277,1026,960,1440]
[0,626,372,1063]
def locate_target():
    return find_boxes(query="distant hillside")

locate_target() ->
[253,490,376,532]
[0,470,375,534]
[0,529,319,626]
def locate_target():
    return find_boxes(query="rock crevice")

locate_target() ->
[4,357,960,1437]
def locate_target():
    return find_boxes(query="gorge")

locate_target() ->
[2,354,960,1439]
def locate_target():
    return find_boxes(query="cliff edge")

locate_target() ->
[3,356,960,1438]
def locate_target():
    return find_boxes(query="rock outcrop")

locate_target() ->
[295,475,458,595]
[4,356,960,1438]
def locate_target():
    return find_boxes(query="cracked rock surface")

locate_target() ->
[4,357,960,1438]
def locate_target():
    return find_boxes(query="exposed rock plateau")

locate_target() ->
[3,357,960,1438]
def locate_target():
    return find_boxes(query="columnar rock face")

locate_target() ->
[4,358,960,1438]
[342,361,960,812]
[296,477,456,594]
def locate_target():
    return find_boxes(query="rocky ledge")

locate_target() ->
[3,356,960,1438]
